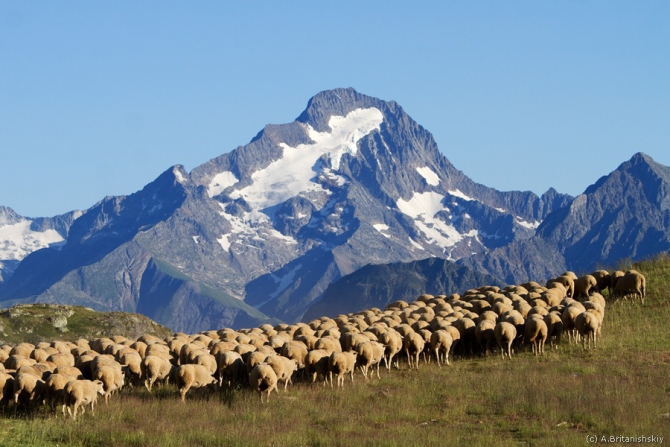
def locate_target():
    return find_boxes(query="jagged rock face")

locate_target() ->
[20,88,670,333]
[459,152,670,285]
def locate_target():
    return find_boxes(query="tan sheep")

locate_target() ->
[430,329,453,366]
[13,372,46,407]
[575,311,600,349]
[475,320,497,356]
[494,322,517,359]
[612,271,646,304]
[0,371,14,404]
[403,332,425,370]
[574,275,598,299]
[64,379,105,419]
[264,355,297,391]
[45,373,79,415]
[305,349,331,385]
[354,341,377,379]
[249,363,278,403]
[378,329,403,371]
[215,351,245,387]
[524,318,548,356]
[141,355,173,392]
[93,365,125,404]
[175,364,217,402]
[314,336,342,354]
[280,341,308,370]
[328,351,357,389]
[543,312,563,350]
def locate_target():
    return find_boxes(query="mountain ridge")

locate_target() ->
[1,89,666,331]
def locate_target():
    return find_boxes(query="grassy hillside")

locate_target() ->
[1,255,670,446]
[0,304,173,345]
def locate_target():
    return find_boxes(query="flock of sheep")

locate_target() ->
[0,268,646,419]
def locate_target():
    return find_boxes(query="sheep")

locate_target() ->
[544,312,563,350]
[494,322,517,359]
[403,332,425,370]
[609,270,626,295]
[53,365,84,379]
[475,320,497,356]
[45,373,78,415]
[4,355,36,370]
[612,271,646,304]
[574,275,598,299]
[215,351,245,387]
[575,312,600,349]
[430,330,453,366]
[93,365,125,404]
[118,351,143,385]
[0,372,14,405]
[245,351,268,376]
[378,329,403,371]
[13,372,46,407]
[314,336,342,354]
[280,341,308,370]
[354,341,377,379]
[562,306,583,343]
[524,318,548,356]
[264,355,298,391]
[141,355,173,392]
[304,350,330,385]
[64,379,105,419]
[590,270,611,295]
[328,351,357,389]
[175,364,217,402]
[249,363,278,403]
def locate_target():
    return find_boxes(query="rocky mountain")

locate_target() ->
[0,206,81,282]
[302,257,505,321]
[7,88,666,332]
[458,152,670,284]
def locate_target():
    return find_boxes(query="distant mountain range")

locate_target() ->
[1,88,668,332]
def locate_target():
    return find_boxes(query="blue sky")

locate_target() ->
[1,2,668,217]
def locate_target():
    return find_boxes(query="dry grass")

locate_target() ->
[2,255,670,446]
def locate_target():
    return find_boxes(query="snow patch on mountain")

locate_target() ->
[0,220,65,261]
[516,217,541,230]
[397,191,479,257]
[208,171,239,198]
[397,192,448,219]
[216,203,298,252]
[448,189,475,202]
[416,167,440,186]
[372,223,391,238]
[229,108,382,211]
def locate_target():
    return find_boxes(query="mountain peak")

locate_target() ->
[296,88,388,132]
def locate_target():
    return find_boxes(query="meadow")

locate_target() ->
[1,256,669,446]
